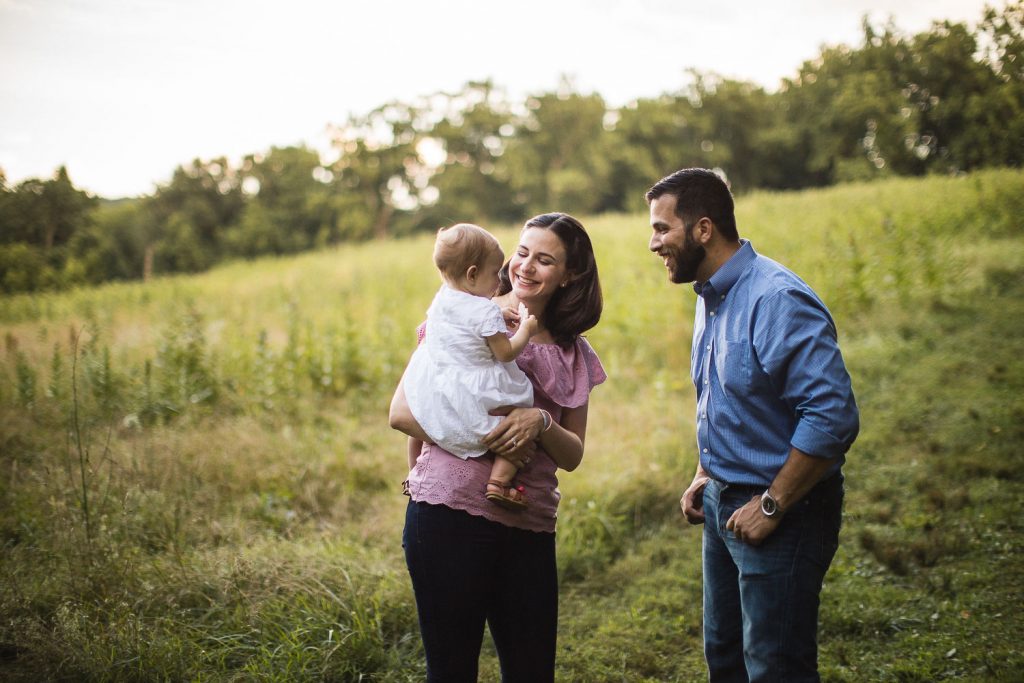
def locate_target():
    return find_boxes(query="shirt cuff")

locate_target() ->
[791,420,852,459]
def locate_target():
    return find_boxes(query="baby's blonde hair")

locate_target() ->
[433,223,502,280]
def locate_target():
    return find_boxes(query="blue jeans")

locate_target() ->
[403,501,558,683]
[702,474,843,683]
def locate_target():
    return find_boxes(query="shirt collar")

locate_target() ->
[693,239,756,299]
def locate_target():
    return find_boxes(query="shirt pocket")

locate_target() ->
[717,340,751,393]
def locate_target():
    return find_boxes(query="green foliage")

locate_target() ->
[152,310,218,414]
[69,200,150,283]
[13,351,36,409]
[224,146,335,256]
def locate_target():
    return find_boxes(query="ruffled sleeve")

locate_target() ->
[475,299,507,338]
[516,336,606,409]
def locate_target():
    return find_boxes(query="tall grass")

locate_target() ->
[1,168,1023,680]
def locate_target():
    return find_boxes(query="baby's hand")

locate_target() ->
[502,305,521,331]
[518,303,539,337]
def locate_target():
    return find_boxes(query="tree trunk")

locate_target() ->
[372,201,394,239]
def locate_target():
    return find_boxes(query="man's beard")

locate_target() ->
[671,228,706,283]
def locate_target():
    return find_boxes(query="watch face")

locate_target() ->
[761,493,777,516]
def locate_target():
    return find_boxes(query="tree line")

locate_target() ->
[1,3,1021,294]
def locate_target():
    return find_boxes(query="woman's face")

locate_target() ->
[508,227,569,307]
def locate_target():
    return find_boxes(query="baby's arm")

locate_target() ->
[486,303,538,362]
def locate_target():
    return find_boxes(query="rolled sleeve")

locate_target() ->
[791,418,857,459]
[755,288,860,459]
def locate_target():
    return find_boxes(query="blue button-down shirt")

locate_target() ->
[692,240,859,486]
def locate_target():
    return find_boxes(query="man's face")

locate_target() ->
[649,194,706,284]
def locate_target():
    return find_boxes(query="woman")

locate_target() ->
[389,212,605,682]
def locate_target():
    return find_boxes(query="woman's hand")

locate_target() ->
[483,407,545,465]
[488,403,588,472]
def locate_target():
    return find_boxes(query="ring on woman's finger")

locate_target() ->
[511,439,518,448]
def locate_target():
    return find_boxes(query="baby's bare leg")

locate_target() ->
[489,454,519,485]
[485,454,527,510]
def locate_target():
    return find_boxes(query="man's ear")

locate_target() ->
[694,217,715,245]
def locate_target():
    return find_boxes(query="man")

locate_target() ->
[646,168,859,682]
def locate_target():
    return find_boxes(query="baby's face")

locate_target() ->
[467,247,505,299]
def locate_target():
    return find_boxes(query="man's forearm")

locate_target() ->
[767,446,836,513]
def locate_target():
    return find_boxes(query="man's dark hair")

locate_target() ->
[498,212,603,349]
[645,168,739,242]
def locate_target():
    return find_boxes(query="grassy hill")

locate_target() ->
[2,169,1023,681]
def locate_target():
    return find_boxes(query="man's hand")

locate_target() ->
[725,495,782,545]
[680,472,711,525]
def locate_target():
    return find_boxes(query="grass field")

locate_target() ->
[2,169,1023,681]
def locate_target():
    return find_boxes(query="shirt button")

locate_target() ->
[710,311,716,317]
[703,448,709,453]
[704,379,709,385]
[706,344,711,351]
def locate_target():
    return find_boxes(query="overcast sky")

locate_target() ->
[0,0,996,198]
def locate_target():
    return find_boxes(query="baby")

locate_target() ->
[401,223,539,509]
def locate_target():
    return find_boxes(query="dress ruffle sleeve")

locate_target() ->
[516,336,606,409]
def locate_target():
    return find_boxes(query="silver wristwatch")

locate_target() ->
[760,490,781,518]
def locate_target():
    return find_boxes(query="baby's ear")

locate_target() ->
[466,264,478,281]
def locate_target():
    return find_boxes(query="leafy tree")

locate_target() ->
[605,95,703,211]
[0,167,96,292]
[674,74,802,191]
[224,146,332,256]
[780,11,1022,183]
[148,157,245,272]
[328,99,433,239]
[502,81,612,215]
[0,242,48,293]
[415,81,520,230]
[0,167,96,249]
[973,1,1024,167]
[69,200,150,283]
[781,33,912,184]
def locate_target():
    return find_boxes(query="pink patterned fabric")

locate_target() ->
[405,333,607,533]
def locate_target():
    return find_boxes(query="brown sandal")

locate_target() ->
[485,479,527,511]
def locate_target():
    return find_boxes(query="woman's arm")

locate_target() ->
[389,379,432,443]
[407,436,424,470]
[540,403,587,472]
[482,403,588,472]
